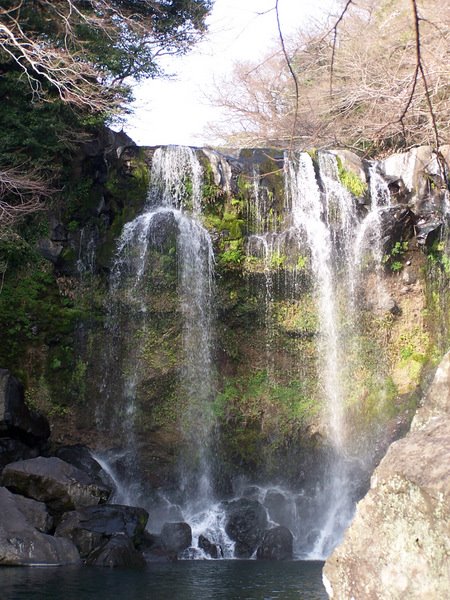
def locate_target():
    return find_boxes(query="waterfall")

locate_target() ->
[76,225,97,279]
[286,153,344,450]
[93,145,396,561]
[353,163,391,293]
[284,151,363,558]
[101,145,215,507]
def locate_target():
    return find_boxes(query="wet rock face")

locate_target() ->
[160,521,192,554]
[224,498,268,558]
[323,351,450,600]
[0,486,80,566]
[147,211,179,248]
[0,369,50,445]
[55,504,148,557]
[263,489,291,527]
[53,445,113,488]
[198,534,222,559]
[85,534,146,568]
[1,456,111,512]
[256,526,293,560]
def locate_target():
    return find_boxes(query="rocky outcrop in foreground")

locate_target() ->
[323,351,450,599]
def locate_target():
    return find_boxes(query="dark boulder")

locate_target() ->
[224,498,268,558]
[54,445,113,488]
[0,486,79,566]
[160,521,192,554]
[198,534,222,559]
[0,369,50,444]
[1,456,111,512]
[0,437,38,471]
[85,534,146,568]
[256,526,294,560]
[55,504,148,557]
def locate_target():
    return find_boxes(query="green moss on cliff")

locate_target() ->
[336,156,368,197]
[213,370,320,472]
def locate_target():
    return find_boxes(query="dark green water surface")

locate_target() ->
[1,560,327,600]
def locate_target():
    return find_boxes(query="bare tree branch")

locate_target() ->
[275,0,299,147]
[327,0,354,96]
[0,168,50,232]
[206,0,449,155]
[409,0,440,151]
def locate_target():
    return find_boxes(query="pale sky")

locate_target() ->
[122,0,337,147]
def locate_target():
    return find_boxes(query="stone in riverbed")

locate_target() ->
[55,504,149,557]
[224,498,268,558]
[1,456,111,512]
[256,526,293,560]
[0,486,79,566]
[160,521,192,554]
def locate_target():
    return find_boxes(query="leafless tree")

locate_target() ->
[206,0,449,155]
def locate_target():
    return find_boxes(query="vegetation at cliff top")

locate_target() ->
[206,0,449,155]
[0,0,213,232]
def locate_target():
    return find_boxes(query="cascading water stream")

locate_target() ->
[100,145,216,508]
[284,151,361,558]
[285,153,344,451]
[318,152,359,303]
[353,163,391,295]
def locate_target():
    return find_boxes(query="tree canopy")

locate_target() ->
[0,0,213,229]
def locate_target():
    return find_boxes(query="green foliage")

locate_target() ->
[201,161,226,202]
[391,241,409,256]
[426,240,450,275]
[336,157,368,197]
[218,244,245,268]
[276,296,318,337]
[214,370,318,430]
[269,251,286,269]
[390,260,403,272]
[0,229,92,387]
[383,240,409,271]
[296,255,308,270]
[0,72,85,175]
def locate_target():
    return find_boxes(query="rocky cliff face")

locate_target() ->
[323,350,450,599]
[1,141,449,498]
